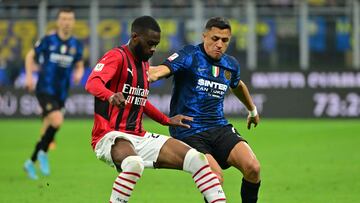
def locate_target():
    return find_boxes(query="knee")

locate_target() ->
[48,112,64,128]
[243,159,261,182]
[121,156,144,175]
[183,149,207,174]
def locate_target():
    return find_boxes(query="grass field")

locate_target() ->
[0,118,359,203]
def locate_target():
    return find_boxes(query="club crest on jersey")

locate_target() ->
[212,65,220,77]
[224,70,231,80]
[167,53,179,61]
[60,45,67,54]
[69,47,76,55]
[94,63,104,72]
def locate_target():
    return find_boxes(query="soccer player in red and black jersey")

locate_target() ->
[85,16,227,203]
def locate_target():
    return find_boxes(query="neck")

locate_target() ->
[57,30,71,40]
[127,41,136,57]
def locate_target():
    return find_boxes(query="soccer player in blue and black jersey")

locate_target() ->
[150,17,261,203]
[23,8,84,180]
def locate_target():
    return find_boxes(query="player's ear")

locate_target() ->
[202,32,207,40]
[131,32,138,41]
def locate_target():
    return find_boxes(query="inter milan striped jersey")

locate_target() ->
[163,43,241,140]
[34,33,83,102]
[86,45,169,149]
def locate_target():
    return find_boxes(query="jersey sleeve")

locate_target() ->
[33,37,48,63]
[74,40,84,63]
[229,56,241,89]
[144,101,170,125]
[85,49,123,101]
[162,46,193,75]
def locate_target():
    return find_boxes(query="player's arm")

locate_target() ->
[149,65,171,82]
[144,101,193,128]
[72,60,84,85]
[231,80,259,129]
[85,50,121,104]
[24,49,38,92]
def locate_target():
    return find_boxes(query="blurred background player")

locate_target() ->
[150,17,261,203]
[85,16,226,203]
[23,8,84,180]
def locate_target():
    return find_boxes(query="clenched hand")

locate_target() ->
[109,92,126,108]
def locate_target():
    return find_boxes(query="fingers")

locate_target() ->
[178,123,191,129]
[169,115,192,129]
[247,116,259,130]
[181,115,193,122]
[109,93,126,108]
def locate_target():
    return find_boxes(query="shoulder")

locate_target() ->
[39,33,54,43]
[103,47,126,61]
[68,36,83,46]
[171,44,198,60]
[223,54,240,70]
[182,44,198,53]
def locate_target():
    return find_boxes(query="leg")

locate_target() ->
[155,138,226,203]
[31,110,64,161]
[109,138,144,203]
[205,154,224,184]
[203,154,224,203]
[227,141,261,203]
[24,110,64,178]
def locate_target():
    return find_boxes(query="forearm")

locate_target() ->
[231,80,256,111]
[144,101,170,125]
[149,65,171,82]
[73,60,85,84]
[25,50,36,77]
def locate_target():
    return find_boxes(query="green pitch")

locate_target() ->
[0,118,359,203]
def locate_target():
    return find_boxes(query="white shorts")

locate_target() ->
[94,131,170,169]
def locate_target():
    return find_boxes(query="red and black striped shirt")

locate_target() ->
[86,45,169,149]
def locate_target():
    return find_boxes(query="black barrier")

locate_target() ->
[1,71,360,118]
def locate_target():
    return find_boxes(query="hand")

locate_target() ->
[72,73,82,85]
[25,76,35,92]
[247,114,259,130]
[169,114,193,129]
[108,92,126,108]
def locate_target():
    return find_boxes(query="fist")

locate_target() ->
[109,92,126,108]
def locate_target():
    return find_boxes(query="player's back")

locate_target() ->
[35,33,83,101]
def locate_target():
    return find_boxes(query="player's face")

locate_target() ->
[203,27,231,60]
[134,29,160,61]
[57,12,75,35]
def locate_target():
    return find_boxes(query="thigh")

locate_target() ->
[94,131,137,170]
[154,138,191,170]
[135,132,170,168]
[227,141,258,173]
[36,94,63,118]
[210,125,246,169]
[111,138,137,170]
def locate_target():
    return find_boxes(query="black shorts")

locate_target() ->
[36,94,65,117]
[181,124,246,169]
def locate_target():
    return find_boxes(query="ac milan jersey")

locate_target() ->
[34,33,83,102]
[87,45,153,148]
[163,43,241,140]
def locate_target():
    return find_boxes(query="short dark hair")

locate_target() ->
[205,17,231,31]
[56,8,75,18]
[131,16,161,34]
